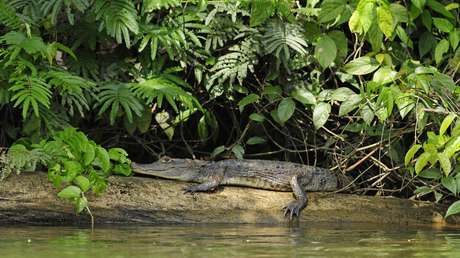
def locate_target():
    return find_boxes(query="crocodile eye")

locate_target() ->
[160,156,171,163]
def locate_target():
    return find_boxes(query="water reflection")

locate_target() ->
[0,224,460,257]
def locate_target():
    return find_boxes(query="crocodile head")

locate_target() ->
[131,157,206,182]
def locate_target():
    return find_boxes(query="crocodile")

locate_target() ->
[131,157,351,219]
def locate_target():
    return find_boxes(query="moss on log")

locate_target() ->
[0,173,457,226]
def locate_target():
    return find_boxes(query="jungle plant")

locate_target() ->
[405,114,460,218]
[1,128,131,223]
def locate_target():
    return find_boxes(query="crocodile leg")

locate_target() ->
[282,175,308,219]
[183,167,224,193]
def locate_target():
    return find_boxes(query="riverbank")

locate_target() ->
[0,173,458,226]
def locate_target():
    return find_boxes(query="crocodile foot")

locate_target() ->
[183,185,201,194]
[282,200,306,220]
[183,183,218,194]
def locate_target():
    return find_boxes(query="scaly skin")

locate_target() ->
[132,158,350,219]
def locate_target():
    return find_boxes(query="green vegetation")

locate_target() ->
[0,0,460,217]
[1,128,131,214]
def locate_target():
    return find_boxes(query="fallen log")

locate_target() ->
[0,173,458,226]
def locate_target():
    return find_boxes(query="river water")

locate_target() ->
[0,223,460,257]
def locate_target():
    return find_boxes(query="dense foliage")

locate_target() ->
[1,0,460,217]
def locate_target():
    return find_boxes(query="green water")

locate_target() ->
[1,224,460,257]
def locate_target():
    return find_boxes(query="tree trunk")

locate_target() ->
[0,173,457,226]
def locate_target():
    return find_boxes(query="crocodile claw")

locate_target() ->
[183,185,198,194]
[282,201,304,220]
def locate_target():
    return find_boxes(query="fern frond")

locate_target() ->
[138,12,203,61]
[201,2,249,52]
[0,144,49,180]
[39,0,90,25]
[96,82,144,125]
[130,77,201,113]
[9,72,52,119]
[10,0,43,25]
[262,20,308,69]
[92,0,139,47]
[0,0,28,30]
[45,70,95,117]
[207,38,260,94]
[39,105,71,132]
[142,0,180,13]
[0,31,48,64]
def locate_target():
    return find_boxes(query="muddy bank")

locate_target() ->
[0,173,457,226]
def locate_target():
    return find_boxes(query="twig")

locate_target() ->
[86,206,94,231]
[344,147,379,172]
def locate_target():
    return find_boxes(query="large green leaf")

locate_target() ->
[73,175,90,192]
[446,200,460,218]
[435,39,450,64]
[412,0,426,10]
[405,144,422,166]
[372,67,397,85]
[328,31,348,62]
[441,176,457,194]
[426,0,455,19]
[438,152,452,176]
[93,146,111,173]
[440,113,457,136]
[343,57,380,75]
[339,94,362,116]
[419,32,437,57]
[313,102,331,129]
[277,98,296,124]
[433,18,454,33]
[331,87,355,101]
[57,185,81,200]
[315,35,337,68]
[238,94,260,112]
[291,88,316,105]
[376,5,393,38]
[231,144,245,159]
[415,151,432,174]
[318,0,349,24]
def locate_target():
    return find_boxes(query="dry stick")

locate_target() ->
[370,171,394,188]
[334,163,376,193]
[344,147,379,172]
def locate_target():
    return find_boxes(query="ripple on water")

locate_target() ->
[0,223,460,258]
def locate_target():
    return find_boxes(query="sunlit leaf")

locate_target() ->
[440,113,457,136]
[73,176,90,192]
[313,102,331,129]
[376,5,393,38]
[414,151,432,174]
[438,152,451,176]
[446,200,460,218]
[291,88,316,105]
[405,144,421,166]
[339,94,362,116]
[343,57,380,75]
[57,185,81,200]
